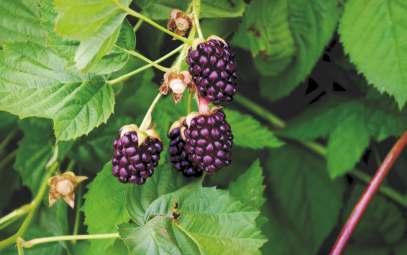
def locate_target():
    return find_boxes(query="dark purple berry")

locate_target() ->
[112,127,162,184]
[168,124,202,177]
[184,109,233,173]
[187,38,237,105]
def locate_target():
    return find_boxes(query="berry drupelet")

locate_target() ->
[183,108,233,173]
[168,120,202,177]
[112,125,163,184]
[187,37,237,105]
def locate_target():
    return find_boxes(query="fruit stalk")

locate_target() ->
[329,131,407,255]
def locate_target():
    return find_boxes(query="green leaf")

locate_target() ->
[126,161,186,226]
[343,185,406,245]
[54,0,131,71]
[14,119,53,192]
[225,109,283,149]
[122,185,266,255]
[233,0,296,76]
[0,0,48,44]
[262,144,345,255]
[229,159,265,209]
[282,95,407,177]
[339,0,407,108]
[259,0,340,101]
[0,43,115,141]
[83,163,130,254]
[136,0,245,20]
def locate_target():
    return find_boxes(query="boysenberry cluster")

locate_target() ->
[168,122,202,177]
[112,126,162,184]
[187,38,237,105]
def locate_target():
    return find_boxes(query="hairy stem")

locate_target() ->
[22,233,120,248]
[329,132,407,255]
[235,95,407,207]
[115,45,170,72]
[108,45,183,85]
[115,2,192,44]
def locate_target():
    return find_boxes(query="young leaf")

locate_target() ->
[339,0,407,108]
[258,0,341,101]
[229,159,265,209]
[54,0,132,71]
[83,163,130,254]
[233,0,296,76]
[122,185,266,255]
[225,109,283,149]
[0,43,115,141]
[263,144,345,255]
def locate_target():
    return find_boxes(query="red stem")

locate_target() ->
[198,96,210,114]
[329,131,407,255]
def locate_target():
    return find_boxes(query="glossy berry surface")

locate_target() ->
[187,39,237,105]
[184,109,233,173]
[112,131,162,184]
[168,127,202,177]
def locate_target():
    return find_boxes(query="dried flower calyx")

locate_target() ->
[48,171,87,208]
[167,9,192,37]
[160,71,194,103]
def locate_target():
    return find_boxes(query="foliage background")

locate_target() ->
[0,0,407,254]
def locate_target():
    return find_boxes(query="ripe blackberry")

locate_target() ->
[184,108,233,173]
[112,125,163,184]
[187,37,237,105]
[168,121,202,177]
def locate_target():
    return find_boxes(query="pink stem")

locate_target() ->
[329,131,407,255]
[198,96,210,114]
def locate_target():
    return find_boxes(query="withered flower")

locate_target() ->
[48,171,87,208]
[167,9,192,37]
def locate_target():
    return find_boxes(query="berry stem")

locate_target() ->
[107,45,184,85]
[133,19,143,32]
[329,131,407,255]
[0,204,32,231]
[114,45,170,73]
[21,233,120,248]
[192,0,204,39]
[115,1,192,44]
[197,96,210,114]
[140,93,162,131]
[235,94,407,208]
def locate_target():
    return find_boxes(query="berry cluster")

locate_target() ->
[187,38,237,105]
[112,126,162,185]
[112,14,238,184]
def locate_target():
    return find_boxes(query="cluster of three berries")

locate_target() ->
[112,38,237,184]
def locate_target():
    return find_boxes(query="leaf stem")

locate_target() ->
[235,95,407,208]
[115,2,192,44]
[139,93,162,131]
[114,45,170,72]
[0,149,17,171]
[329,131,407,255]
[107,45,183,85]
[21,233,119,248]
[133,19,143,32]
